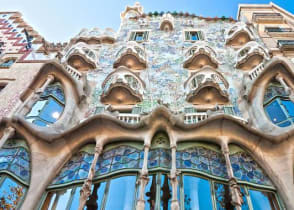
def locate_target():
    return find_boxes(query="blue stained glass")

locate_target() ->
[0,140,30,183]
[281,100,294,117]
[230,152,272,186]
[148,148,171,169]
[265,100,287,124]
[177,146,228,178]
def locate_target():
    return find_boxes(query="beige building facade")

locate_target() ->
[0,2,293,210]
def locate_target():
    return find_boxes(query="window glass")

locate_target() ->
[47,189,71,210]
[240,187,250,210]
[183,175,213,210]
[135,32,143,41]
[145,175,157,210]
[26,100,47,118]
[39,98,63,123]
[148,148,171,169]
[249,189,280,210]
[281,100,294,117]
[160,174,171,210]
[0,177,26,209]
[265,100,287,124]
[69,187,81,210]
[214,182,234,210]
[105,176,136,210]
[190,32,199,41]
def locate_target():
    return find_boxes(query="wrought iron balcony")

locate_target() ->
[117,113,141,124]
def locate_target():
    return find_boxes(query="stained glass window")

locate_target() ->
[51,144,94,186]
[230,151,272,186]
[95,145,143,176]
[25,82,65,127]
[176,146,228,178]
[263,80,294,127]
[148,148,171,169]
[0,139,30,183]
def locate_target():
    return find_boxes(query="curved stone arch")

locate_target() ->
[71,28,116,45]
[183,41,219,70]
[235,41,270,71]
[101,66,145,106]
[64,42,97,71]
[113,41,147,70]
[225,22,254,47]
[184,67,229,106]
[17,61,85,136]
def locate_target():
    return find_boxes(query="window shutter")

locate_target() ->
[143,31,149,41]
[129,32,136,41]
[185,31,190,41]
[198,31,204,40]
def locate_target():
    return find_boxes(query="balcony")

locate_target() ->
[113,41,147,70]
[252,13,283,23]
[101,66,145,106]
[184,112,208,124]
[160,13,174,31]
[235,41,270,71]
[72,28,116,44]
[64,65,82,80]
[225,22,254,47]
[184,67,229,107]
[248,62,265,80]
[277,40,294,51]
[183,41,219,70]
[65,42,97,71]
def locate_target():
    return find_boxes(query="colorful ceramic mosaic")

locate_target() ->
[52,151,94,185]
[176,147,228,178]
[95,146,144,176]
[0,139,30,183]
[230,152,272,186]
[148,148,171,169]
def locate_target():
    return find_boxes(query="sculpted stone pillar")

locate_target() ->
[78,138,103,210]
[136,141,150,210]
[17,74,55,116]
[0,127,15,148]
[170,143,179,210]
[221,139,243,210]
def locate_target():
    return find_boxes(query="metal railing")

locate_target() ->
[184,112,208,124]
[249,62,265,80]
[64,65,82,80]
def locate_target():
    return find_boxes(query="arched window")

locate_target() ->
[0,138,30,209]
[263,79,294,127]
[25,82,65,127]
[229,144,282,209]
[42,142,143,210]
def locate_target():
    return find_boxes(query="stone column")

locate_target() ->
[0,127,15,148]
[78,138,103,210]
[136,142,150,210]
[17,74,55,116]
[170,143,179,210]
[221,140,243,210]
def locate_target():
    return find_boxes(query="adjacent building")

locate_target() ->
[0,2,293,210]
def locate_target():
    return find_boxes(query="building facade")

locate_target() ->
[0,2,293,210]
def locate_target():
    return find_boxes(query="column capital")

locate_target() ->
[3,127,15,135]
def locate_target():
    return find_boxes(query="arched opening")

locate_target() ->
[263,78,294,127]
[42,141,144,210]
[25,82,65,127]
[0,138,30,209]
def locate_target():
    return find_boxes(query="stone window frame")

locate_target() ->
[183,29,205,42]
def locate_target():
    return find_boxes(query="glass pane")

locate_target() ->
[69,187,81,210]
[183,175,213,210]
[265,100,287,124]
[83,182,106,210]
[39,98,63,123]
[281,100,294,117]
[190,32,199,41]
[145,175,157,210]
[50,189,72,210]
[240,187,250,210]
[26,100,47,117]
[160,174,171,210]
[249,189,280,210]
[0,177,26,209]
[105,176,136,210]
[214,182,234,210]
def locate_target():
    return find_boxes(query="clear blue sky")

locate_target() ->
[1,0,293,42]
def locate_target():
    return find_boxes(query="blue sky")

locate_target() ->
[1,0,293,42]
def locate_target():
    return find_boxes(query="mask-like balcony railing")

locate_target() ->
[74,28,116,44]
[64,65,82,80]
[277,40,294,50]
[252,13,283,23]
[225,22,254,47]
[248,62,265,80]
[185,70,229,104]
[117,113,141,124]
[114,41,147,70]
[183,42,219,70]
[235,41,270,70]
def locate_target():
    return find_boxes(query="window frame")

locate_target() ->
[183,30,205,42]
[128,30,150,42]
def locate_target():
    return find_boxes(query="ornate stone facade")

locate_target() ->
[0,2,293,210]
